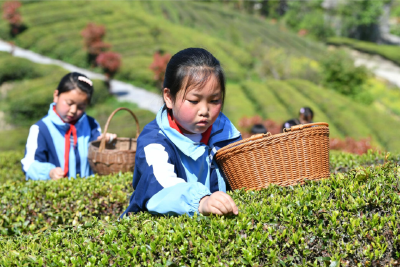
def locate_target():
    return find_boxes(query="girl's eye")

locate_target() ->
[211,99,221,103]
[188,100,198,104]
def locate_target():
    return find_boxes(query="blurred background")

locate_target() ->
[1,0,400,155]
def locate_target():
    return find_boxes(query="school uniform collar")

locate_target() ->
[47,103,87,130]
[156,105,240,160]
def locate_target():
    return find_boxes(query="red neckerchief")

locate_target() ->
[167,109,212,145]
[53,105,77,177]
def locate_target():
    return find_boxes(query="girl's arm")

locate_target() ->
[132,143,212,216]
[21,125,56,180]
[88,117,117,143]
[88,117,102,142]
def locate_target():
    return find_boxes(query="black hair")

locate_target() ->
[251,124,268,134]
[57,72,94,103]
[163,48,226,106]
[281,119,300,132]
[299,107,314,120]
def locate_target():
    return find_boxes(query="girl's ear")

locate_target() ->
[53,90,59,103]
[163,88,174,109]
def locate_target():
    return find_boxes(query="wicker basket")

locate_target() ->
[215,122,330,190]
[88,107,140,175]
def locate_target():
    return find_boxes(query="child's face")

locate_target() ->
[164,75,222,134]
[53,88,89,123]
[299,114,312,124]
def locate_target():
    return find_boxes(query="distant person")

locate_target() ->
[281,107,314,132]
[251,124,268,135]
[122,48,241,218]
[299,107,314,124]
[21,72,117,181]
[281,119,300,132]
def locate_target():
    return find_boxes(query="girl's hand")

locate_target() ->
[49,167,64,180]
[97,133,117,143]
[198,191,239,216]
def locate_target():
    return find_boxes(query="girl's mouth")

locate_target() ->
[197,121,208,126]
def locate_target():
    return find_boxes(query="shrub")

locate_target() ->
[2,1,26,38]
[0,52,46,84]
[0,172,133,236]
[81,22,111,66]
[0,159,400,265]
[149,50,171,90]
[320,49,372,104]
[96,51,121,79]
[330,137,374,155]
[0,150,24,183]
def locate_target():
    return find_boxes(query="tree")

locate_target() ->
[149,50,171,90]
[2,1,26,38]
[96,51,121,93]
[81,23,111,66]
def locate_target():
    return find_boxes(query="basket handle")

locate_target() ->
[99,107,140,152]
[220,132,272,151]
[283,122,329,133]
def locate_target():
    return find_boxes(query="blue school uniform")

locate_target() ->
[122,106,242,217]
[21,103,101,180]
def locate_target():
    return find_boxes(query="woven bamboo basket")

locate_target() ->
[88,107,140,175]
[215,122,330,191]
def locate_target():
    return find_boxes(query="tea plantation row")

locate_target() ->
[1,150,400,265]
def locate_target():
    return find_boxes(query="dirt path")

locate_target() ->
[348,48,400,88]
[0,40,163,114]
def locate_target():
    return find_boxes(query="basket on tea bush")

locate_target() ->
[88,107,140,175]
[215,122,330,190]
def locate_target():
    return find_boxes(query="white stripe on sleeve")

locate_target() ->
[21,125,39,172]
[144,143,186,188]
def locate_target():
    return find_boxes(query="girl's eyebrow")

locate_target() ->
[190,92,220,97]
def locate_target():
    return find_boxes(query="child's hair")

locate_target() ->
[163,48,226,106]
[282,119,299,132]
[57,72,94,103]
[299,107,314,120]
[251,124,267,134]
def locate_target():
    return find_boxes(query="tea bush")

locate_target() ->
[0,172,133,236]
[0,52,49,84]
[0,150,24,184]
[1,153,400,265]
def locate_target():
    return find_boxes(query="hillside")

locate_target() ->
[1,1,400,152]
[0,1,326,87]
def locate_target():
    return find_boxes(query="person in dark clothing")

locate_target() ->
[281,107,314,132]
[299,107,313,124]
[250,124,268,135]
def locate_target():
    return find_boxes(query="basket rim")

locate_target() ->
[89,138,138,154]
[216,124,329,158]
[90,137,138,145]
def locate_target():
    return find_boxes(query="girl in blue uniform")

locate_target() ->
[21,72,116,180]
[123,48,242,217]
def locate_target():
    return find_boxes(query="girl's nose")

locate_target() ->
[198,103,209,116]
[70,105,77,114]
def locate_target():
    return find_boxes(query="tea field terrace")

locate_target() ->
[0,150,400,266]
